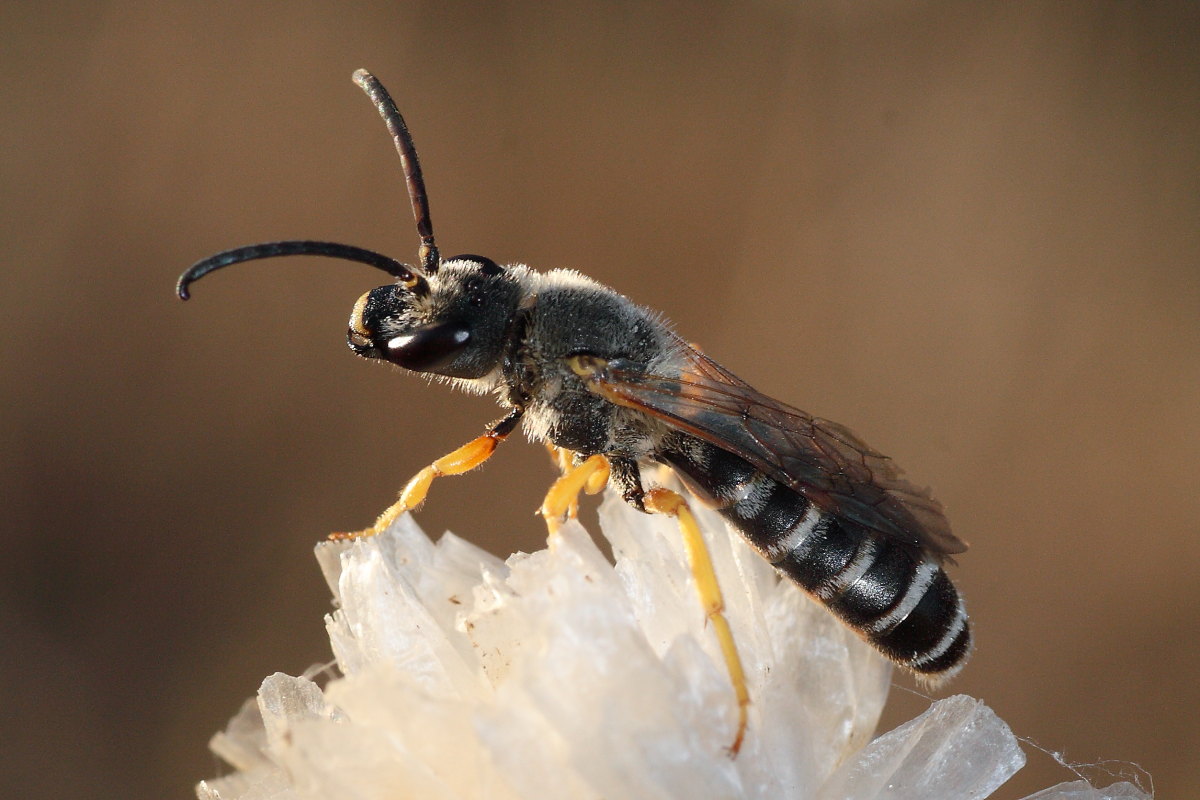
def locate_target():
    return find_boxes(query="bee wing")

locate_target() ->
[585,343,966,556]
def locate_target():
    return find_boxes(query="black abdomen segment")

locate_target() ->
[656,441,970,678]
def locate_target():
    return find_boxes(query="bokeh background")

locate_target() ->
[2,2,1196,798]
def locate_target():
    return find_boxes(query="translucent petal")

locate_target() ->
[816,695,1024,800]
[1019,779,1153,800]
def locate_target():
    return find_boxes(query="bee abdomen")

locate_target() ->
[656,442,971,677]
[770,515,971,677]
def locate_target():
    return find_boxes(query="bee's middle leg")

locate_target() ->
[544,445,595,519]
[539,453,610,536]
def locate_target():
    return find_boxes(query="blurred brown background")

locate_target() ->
[2,2,1196,798]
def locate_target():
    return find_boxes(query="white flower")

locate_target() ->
[197,493,1151,800]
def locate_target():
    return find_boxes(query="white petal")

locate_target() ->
[816,695,1024,800]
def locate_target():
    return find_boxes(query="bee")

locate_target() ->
[179,70,970,751]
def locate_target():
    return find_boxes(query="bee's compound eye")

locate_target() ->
[383,321,471,372]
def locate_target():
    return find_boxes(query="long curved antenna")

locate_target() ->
[177,240,416,300]
[352,69,441,276]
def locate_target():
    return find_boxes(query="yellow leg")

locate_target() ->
[538,454,609,536]
[644,487,750,757]
[331,426,510,540]
[544,447,610,504]
[544,444,581,518]
[584,459,610,495]
[544,443,573,474]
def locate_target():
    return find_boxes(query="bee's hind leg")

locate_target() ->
[331,408,523,540]
[539,456,750,753]
[644,486,750,758]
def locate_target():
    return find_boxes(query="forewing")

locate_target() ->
[587,344,966,556]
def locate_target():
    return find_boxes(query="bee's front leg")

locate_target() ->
[332,407,524,540]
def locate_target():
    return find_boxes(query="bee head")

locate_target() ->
[348,255,522,379]
[176,72,524,382]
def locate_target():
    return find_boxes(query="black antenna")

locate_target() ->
[177,241,416,300]
[352,69,441,276]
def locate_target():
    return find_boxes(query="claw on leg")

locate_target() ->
[644,487,750,757]
[539,454,609,536]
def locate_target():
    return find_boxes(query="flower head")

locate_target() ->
[198,494,1150,800]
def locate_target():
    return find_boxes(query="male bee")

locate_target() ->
[179,70,971,715]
